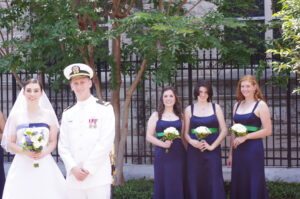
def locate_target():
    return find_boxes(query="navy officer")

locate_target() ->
[58,63,115,199]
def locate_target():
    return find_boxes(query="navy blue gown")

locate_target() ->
[153,119,186,199]
[187,104,226,199]
[0,147,5,198]
[231,101,269,199]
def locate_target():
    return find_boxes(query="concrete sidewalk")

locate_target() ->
[3,162,300,183]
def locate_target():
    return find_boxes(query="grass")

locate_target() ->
[112,179,300,199]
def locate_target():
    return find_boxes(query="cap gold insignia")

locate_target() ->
[72,65,80,74]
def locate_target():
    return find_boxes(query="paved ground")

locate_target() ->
[3,162,300,183]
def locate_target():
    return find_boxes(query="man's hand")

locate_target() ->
[71,166,89,181]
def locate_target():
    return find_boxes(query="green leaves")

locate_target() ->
[0,0,110,88]
[268,0,300,92]
[110,10,257,83]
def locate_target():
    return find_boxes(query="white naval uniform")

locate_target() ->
[58,95,115,198]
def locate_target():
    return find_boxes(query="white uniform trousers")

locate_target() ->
[67,184,111,199]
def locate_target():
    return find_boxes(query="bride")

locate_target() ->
[1,79,66,199]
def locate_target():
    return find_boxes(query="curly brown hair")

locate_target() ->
[157,87,182,120]
[236,75,264,103]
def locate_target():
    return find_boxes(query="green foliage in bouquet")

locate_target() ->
[161,133,180,142]
[229,129,247,137]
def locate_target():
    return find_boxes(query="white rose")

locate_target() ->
[31,135,39,143]
[40,140,47,147]
[195,126,211,134]
[33,141,42,149]
[164,127,179,135]
[21,136,26,144]
[231,123,247,133]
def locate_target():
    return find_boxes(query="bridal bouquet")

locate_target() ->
[22,130,47,168]
[229,123,247,137]
[162,127,180,152]
[193,126,212,140]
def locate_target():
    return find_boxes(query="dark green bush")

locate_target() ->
[113,179,153,199]
[112,179,300,199]
[267,181,300,199]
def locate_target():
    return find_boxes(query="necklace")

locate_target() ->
[162,111,176,121]
[197,102,209,111]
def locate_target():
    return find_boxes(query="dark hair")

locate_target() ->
[193,80,213,102]
[236,75,264,103]
[23,78,43,91]
[157,87,182,120]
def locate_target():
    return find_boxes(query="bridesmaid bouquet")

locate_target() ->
[193,126,212,152]
[162,127,180,153]
[230,123,247,137]
[193,126,212,140]
[22,130,47,168]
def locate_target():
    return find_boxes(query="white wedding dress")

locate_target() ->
[2,123,67,199]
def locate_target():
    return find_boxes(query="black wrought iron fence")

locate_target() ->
[0,54,299,167]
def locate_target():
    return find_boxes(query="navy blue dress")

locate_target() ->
[0,147,5,198]
[231,101,269,199]
[187,104,226,199]
[153,119,186,199]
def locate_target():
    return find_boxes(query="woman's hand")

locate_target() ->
[226,155,232,168]
[199,140,214,151]
[162,140,172,148]
[233,136,247,148]
[189,139,202,149]
[23,150,46,160]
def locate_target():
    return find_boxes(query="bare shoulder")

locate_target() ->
[233,102,239,109]
[0,111,4,121]
[214,103,222,110]
[258,100,269,111]
[184,105,192,113]
[150,111,159,120]
[147,111,158,124]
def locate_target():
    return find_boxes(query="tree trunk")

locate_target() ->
[12,71,23,88]
[116,59,147,185]
[112,36,122,152]
[87,45,103,100]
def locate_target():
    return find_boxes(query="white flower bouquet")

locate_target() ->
[22,130,47,168]
[193,126,212,140]
[162,127,180,152]
[229,123,247,137]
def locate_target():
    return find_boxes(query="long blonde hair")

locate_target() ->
[236,75,264,103]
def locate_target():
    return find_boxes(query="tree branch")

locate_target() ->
[167,0,173,16]
[116,59,147,185]
[184,0,203,16]
[4,0,9,8]
[125,0,136,16]
[6,28,11,54]
[0,31,5,43]
[0,49,5,57]
[175,0,187,15]
[159,0,164,12]
[12,71,24,88]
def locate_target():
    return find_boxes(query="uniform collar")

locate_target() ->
[76,95,95,107]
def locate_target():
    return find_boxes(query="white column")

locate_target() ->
[264,0,273,61]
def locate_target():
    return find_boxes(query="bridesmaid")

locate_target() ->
[146,87,186,199]
[185,80,227,199]
[227,75,272,199]
[0,111,6,198]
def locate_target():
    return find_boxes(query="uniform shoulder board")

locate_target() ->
[63,104,75,112]
[96,99,110,106]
